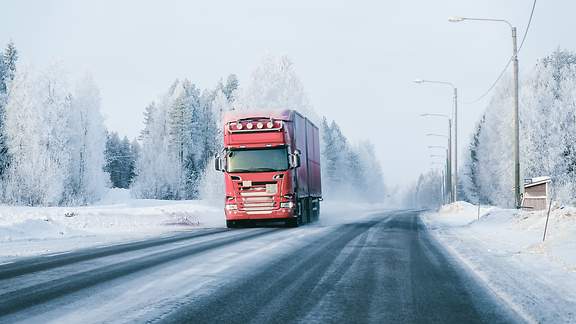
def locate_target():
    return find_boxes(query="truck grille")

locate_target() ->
[239,182,278,212]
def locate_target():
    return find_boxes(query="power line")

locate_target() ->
[464,58,512,104]
[519,0,537,52]
[464,0,537,104]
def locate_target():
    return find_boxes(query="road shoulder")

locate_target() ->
[421,203,576,323]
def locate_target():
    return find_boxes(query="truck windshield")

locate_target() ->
[227,147,289,173]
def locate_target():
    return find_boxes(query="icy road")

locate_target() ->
[0,210,522,323]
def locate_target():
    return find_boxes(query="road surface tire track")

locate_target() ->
[0,228,279,318]
[159,211,522,324]
[158,217,386,323]
[0,228,230,280]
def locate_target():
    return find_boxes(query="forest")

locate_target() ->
[0,43,386,206]
[409,49,576,208]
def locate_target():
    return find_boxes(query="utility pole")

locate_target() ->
[427,131,452,203]
[453,87,458,202]
[447,122,452,203]
[415,80,458,203]
[512,26,520,208]
[449,16,521,207]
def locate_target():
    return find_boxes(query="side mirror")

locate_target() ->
[214,154,224,172]
[289,150,301,169]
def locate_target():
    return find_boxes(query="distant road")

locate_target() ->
[0,210,521,323]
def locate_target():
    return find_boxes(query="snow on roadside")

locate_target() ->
[0,189,385,261]
[0,189,225,260]
[422,201,576,323]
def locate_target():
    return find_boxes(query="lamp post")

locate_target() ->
[427,133,452,203]
[430,146,448,203]
[415,80,459,202]
[422,113,455,202]
[431,161,447,204]
[449,16,520,207]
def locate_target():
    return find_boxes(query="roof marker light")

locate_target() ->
[236,123,243,130]
[266,121,274,128]
[246,123,253,129]
[257,122,264,129]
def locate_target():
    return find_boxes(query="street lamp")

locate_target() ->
[431,161,448,204]
[427,133,453,203]
[415,80,459,202]
[422,113,455,202]
[449,16,520,208]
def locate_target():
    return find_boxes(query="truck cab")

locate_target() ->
[215,110,322,228]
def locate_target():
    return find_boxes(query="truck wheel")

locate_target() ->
[301,199,310,224]
[226,220,237,228]
[286,217,299,228]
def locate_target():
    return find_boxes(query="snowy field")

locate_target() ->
[0,189,226,261]
[0,189,384,261]
[423,202,576,323]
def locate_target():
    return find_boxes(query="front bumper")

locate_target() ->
[225,208,295,220]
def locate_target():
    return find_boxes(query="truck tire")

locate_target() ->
[226,220,237,228]
[310,199,319,222]
[286,217,299,227]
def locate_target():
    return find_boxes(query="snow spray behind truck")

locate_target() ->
[215,110,322,228]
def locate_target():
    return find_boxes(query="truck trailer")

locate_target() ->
[215,110,322,228]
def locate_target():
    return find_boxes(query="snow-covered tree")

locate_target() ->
[320,117,386,202]
[222,74,239,103]
[235,55,319,123]
[132,79,222,200]
[0,41,18,179]
[105,132,137,189]
[199,89,232,201]
[403,170,444,208]
[2,64,108,206]
[132,86,181,199]
[462,48,576,206]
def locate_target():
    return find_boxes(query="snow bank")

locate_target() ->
[0,189,225,261]
[423,202,576,322]
[0,189,385,261]
[0,189,225,242]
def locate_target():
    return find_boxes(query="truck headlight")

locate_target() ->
[280,202,294,208]
[225,204,238,210]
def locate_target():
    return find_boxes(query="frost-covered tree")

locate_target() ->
[320,117,386,202]
[463,48,576,206]
[2,64,108,206]
[65,75,108,203]
[105,132,137,189]
[199,89,232,201]
[3,65,71,205]
[132,86,181,199]
[461,115,486,204]
[355,141,387,202]
[222,74,239,103]
[235,55,319,123]
[132,79,221,200]
[403,170,443,208]
[0,41,18,179]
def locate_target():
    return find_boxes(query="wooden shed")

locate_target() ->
[522,176,551,211]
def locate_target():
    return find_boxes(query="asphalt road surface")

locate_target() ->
[0,210,522,323]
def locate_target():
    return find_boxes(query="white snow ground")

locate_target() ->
[0,189,225,261]
[0,189,384,261]
[423,202,576,323]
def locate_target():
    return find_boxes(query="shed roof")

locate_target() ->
[524,176,551,188]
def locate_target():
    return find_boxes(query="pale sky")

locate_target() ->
[2,0,572,187]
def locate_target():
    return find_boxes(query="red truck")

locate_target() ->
[215,110,322,228]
